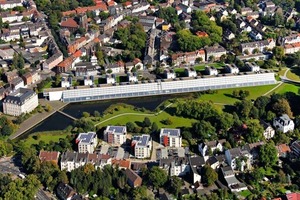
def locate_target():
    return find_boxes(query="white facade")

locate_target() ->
[127,73,138,82]
[205,67,218,76]
[225,148,252,171]
[104,126,127,145]
[185,68,197,77]
[61,80,70,88]
[246,62,260,72]
[76,132,98,153]
[273,114,295,133]
[198,140,224,156]
[0,0,23,9]
[133,135,152,159]
[160,128,182,147]
[44,73,276,102]
[225,64,239,74]
[84,79,93,86]
[164,70,176,79]
[3,88,38,116]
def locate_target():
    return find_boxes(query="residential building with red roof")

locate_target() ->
[60,18,79,32]
[39,151,60,165]
[171,49,205,66]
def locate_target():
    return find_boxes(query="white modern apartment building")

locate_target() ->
[132,134,152,159]
[104,126,127,145]
[160,128,182,147]
[76,132,98,153]
[3,88,38,116]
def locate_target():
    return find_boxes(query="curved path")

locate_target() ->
[280,67,300,84]
[94,103,173,127]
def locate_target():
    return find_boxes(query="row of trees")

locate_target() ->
[0,174,41,199]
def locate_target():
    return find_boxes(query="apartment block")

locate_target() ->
[104,126,127,145]
[160,128,182,147]
[76,132,98,153]
[132,135,152,159]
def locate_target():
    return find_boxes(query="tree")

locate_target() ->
[148,166,168,189]
[168,176,183,196]
[126,122,135,132]
[82,112,90,118]
[273,46,285,61]
[252,167,265,183]
[93,111,100,117]
[202,165,218,186]
[259,142,278,167]
[272,98,293,118]
[255,96,270,117]
[151,122,158,133]
[235,100,253,119]
[245,120,264,143]
[143,117,151,127]
[193,121,216,140]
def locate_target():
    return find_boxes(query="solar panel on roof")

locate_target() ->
[109,126,125,133]
[163,129,180,136]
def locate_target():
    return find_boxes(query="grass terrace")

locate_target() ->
[197,84,279,105]
[23,131,70,147]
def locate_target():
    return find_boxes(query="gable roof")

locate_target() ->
[61,18,78,28]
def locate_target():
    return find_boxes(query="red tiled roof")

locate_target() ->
[93,38,101,43]
[39,151,60,162]
[285,193,300,200]
[277,144,291,154]
[61,18,78,28]
[196,31,209,37]
[57,56,74,68]
[73,50,82,58]
[62,10,76,16]
[112,159,130,168]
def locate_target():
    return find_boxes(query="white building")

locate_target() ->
[104,126,127,145]
[225,64,239,74]
[225,147,252,171]
[245,62,260,72]
[127,72,138,83]
[84,78,93,86]
[198,139,226,156]
[260,120,275,139]
[160,128,182,147]
[106,74,116,84]
[164,69,176,79]
[76,132,98,153]
[205,66,218,76]
[132,134,152,159]
[185,68,197,77]
[60,151,112,172]
[3,88,38,116]
[0,0,23,9]
[273,114,295,133]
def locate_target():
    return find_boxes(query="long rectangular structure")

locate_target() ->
[44,73,276,102]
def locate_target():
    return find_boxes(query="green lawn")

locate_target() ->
[287,68,300,81]
[272,83,299,95]
[23,131,69,147]
[198,84,279,105]
[239,190,252,198]
[96,105,197,129]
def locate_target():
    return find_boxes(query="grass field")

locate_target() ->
[24,131,69,147]
[197,84,279,104]
[272,83,299,94]
[287,68,300,81]
[239,190,252,198]
[96,105,197,129]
